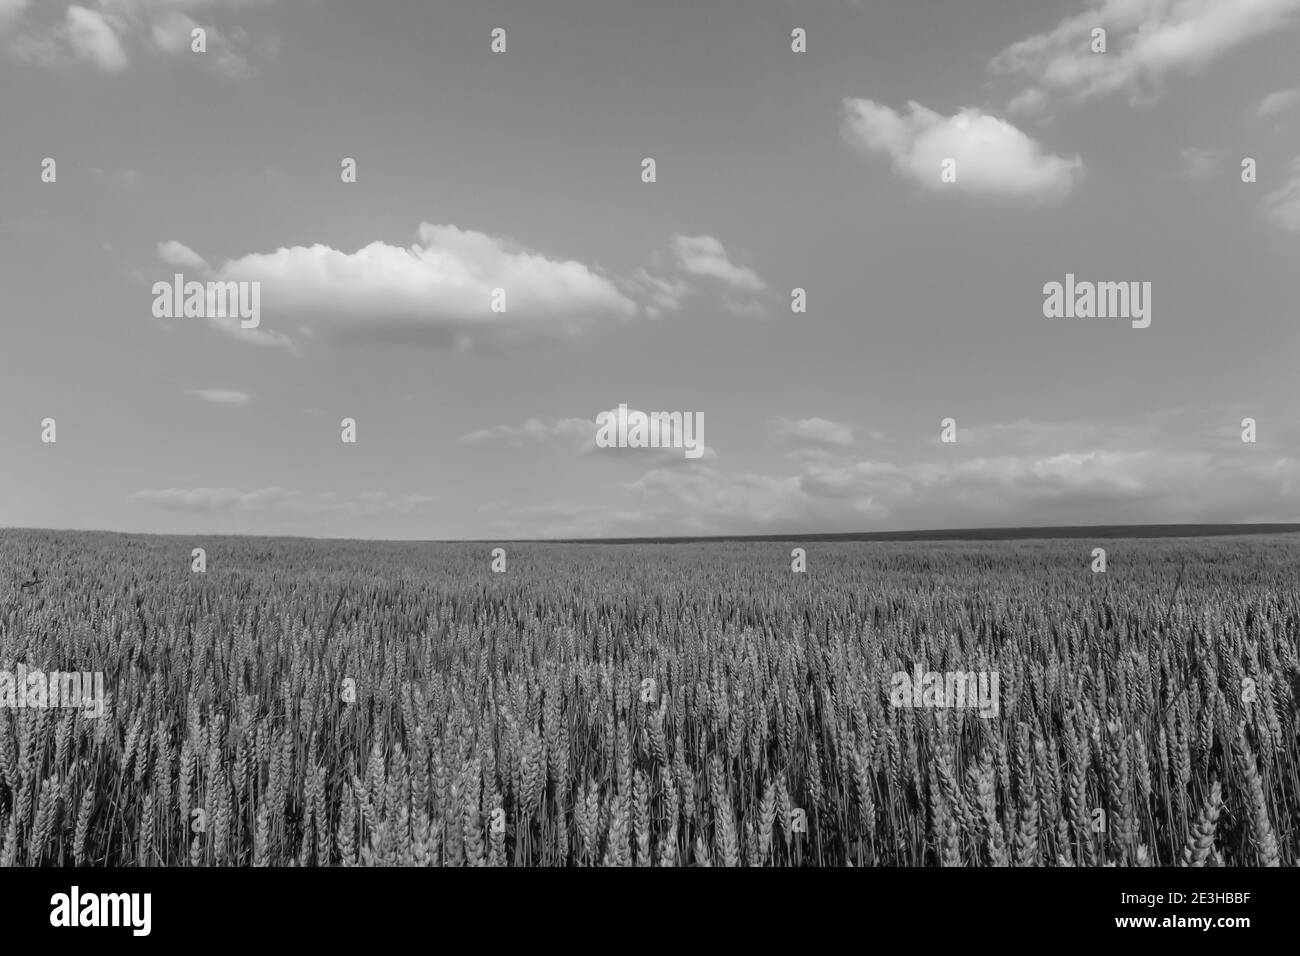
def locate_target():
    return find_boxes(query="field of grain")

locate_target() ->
[0,530,1297,866]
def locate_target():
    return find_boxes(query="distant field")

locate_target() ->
[545,522,1300,544]
[0,529,1297,866]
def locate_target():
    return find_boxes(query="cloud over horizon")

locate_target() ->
[485,412,1300,538]
[128,486,438,516]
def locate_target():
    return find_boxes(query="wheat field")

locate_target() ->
[0,530,1296,866]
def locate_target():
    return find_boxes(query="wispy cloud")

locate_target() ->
[490,410,1300,537]
[624,267,688,318]
[483,502,657,540]
[128,486,439,516]
[189,388,251,405]
[1257,87,1300,120]
[158,240,210,271]
[991,0,1300,115]
[65,5,127,70]
[126,414,1294,540]
[772,416,854,447]
[458,417,594,451]
[7,0,276,76]
[670,235,766,292]
[460,409,717,461]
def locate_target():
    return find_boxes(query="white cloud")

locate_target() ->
[773,417,854,447]
[670,235,766,292]
[150,243,295,350]
[841,99,1082,200]
[128,486,438,516]
[991,0,1300,113]
[64,5,127,71]
[189,388,250,405]
[170,223,639,350]
[1257,87,1300,119]
[157,239,210,271]
[1262,156,1300,232]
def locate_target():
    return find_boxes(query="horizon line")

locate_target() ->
[3,522,1300,546]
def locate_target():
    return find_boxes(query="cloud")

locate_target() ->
[128,486,439,516]
[157,239,210,271]
[991,0,1300,113]
[484,502,657,540]
[188,388,250,405]
[160,223,638,351]
[624,268,688,318]
[157,227,770,348]
[0,0,31,31]
[1178,147,1224,181]
[1257,87,1300,119]
[628,236,772,317]
[670,235,766,292]
[773,417,854,447]
[148,9,250,77]
[458,417,594,451]
[1262,156,1300,232]
[504,410,1300,537]
[64,5,127,70]
[461,409,717,461]
[1005,87,1051,116]
[7,0,273,74]
[798,452,1163,506]
[148,9,194,52]
[625,466,805,527]
[149,242,296,350]
[841,99,1082,200]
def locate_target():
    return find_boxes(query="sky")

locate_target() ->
[1,0,1299,540]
